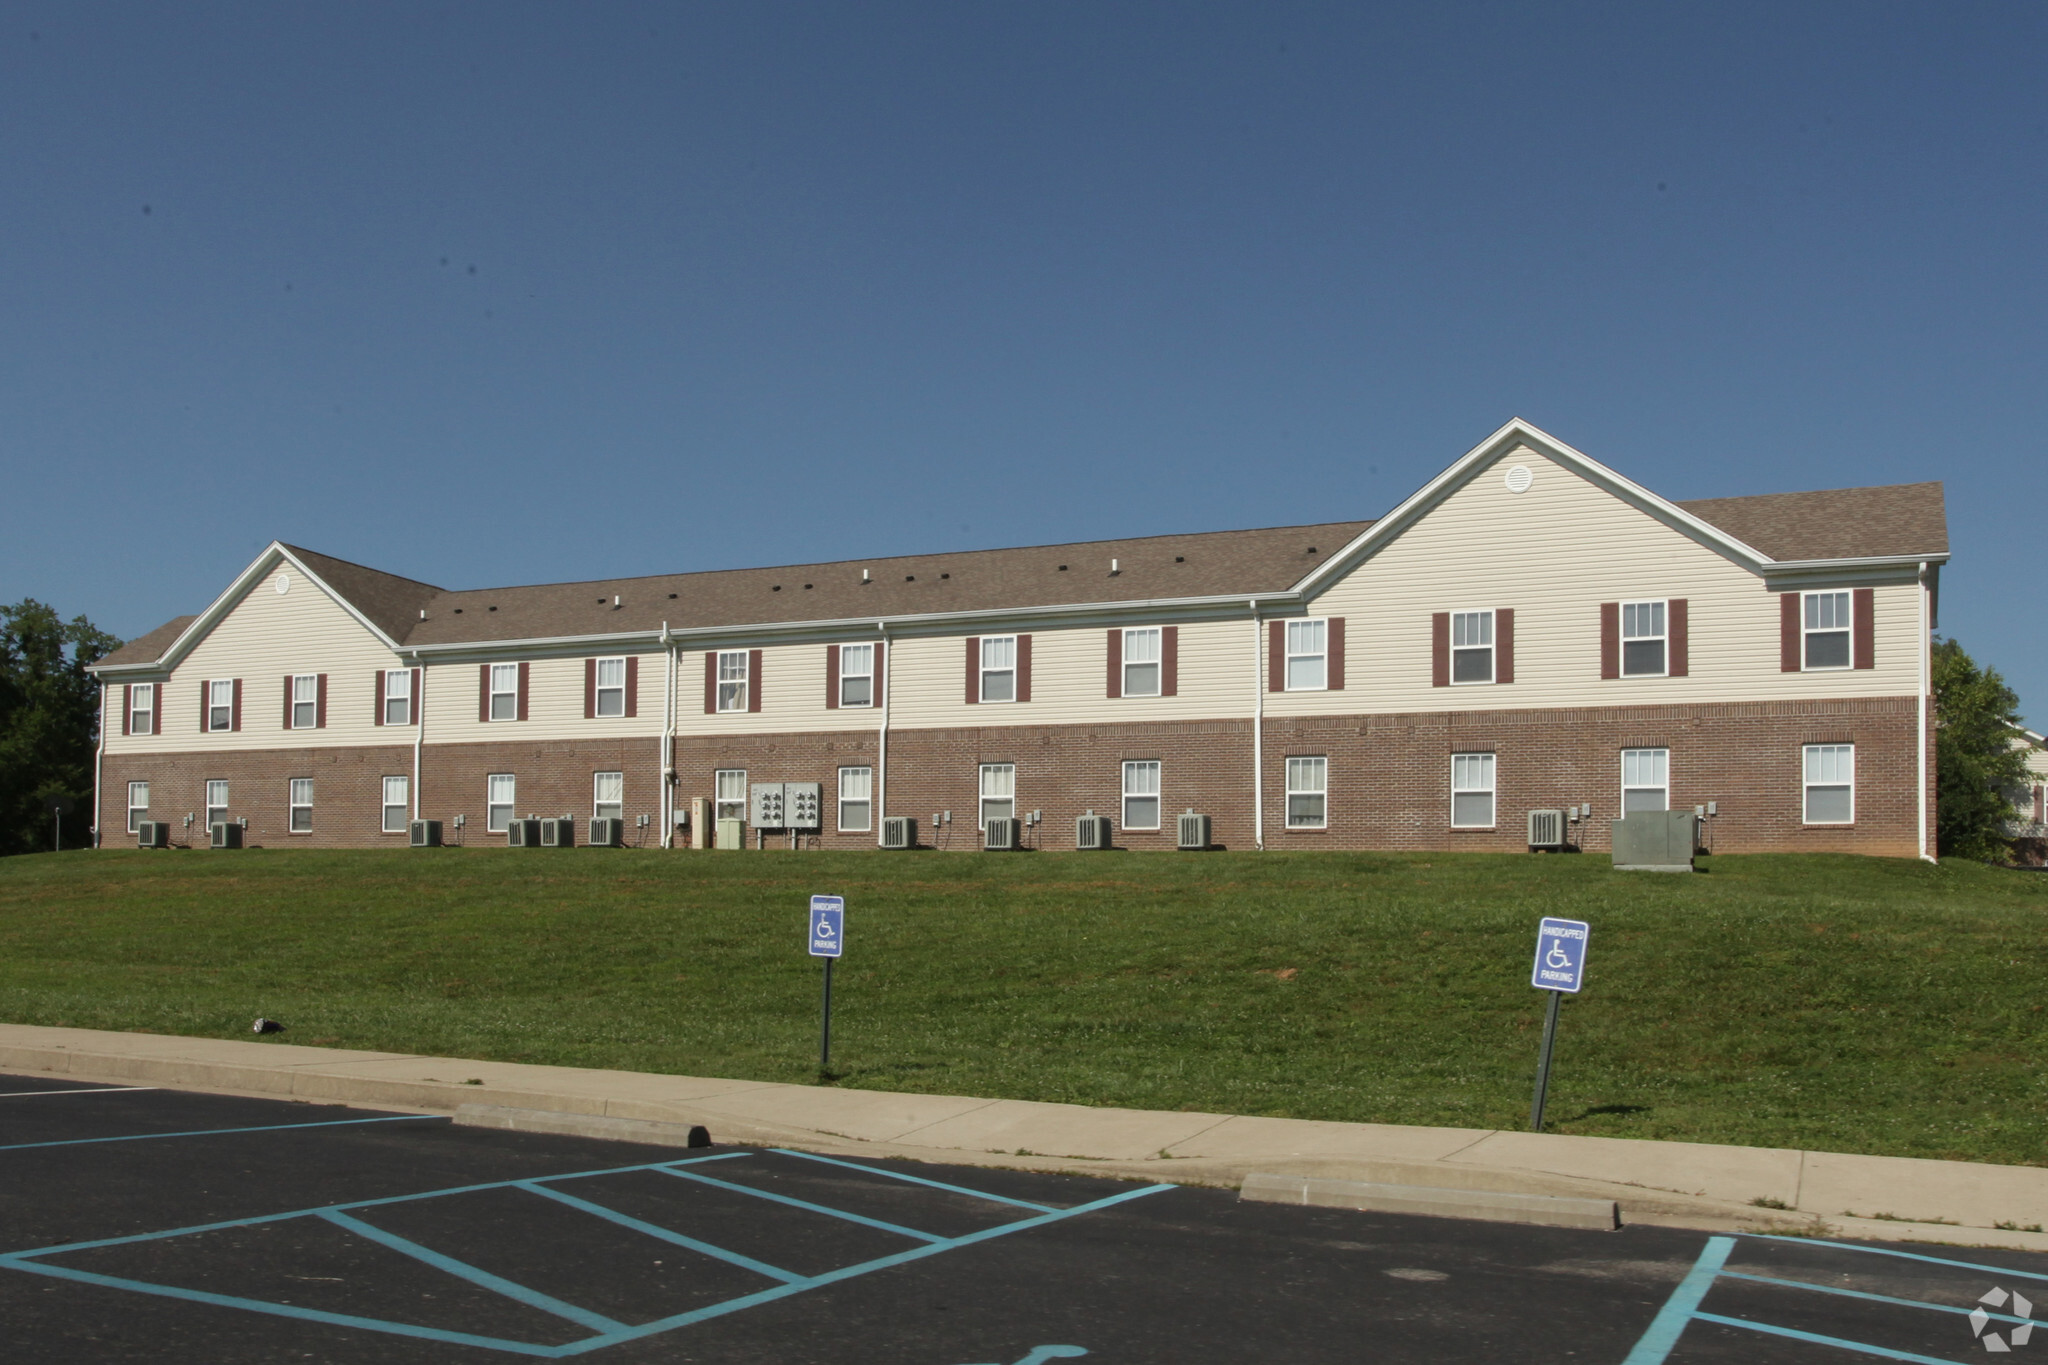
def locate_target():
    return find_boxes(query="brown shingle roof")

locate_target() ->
[1678,482,1946,562]
[93,616,197,668]
[284,545,443,640]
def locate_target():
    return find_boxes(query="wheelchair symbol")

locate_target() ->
[815,917,837,938]
[1545,941,1572,969]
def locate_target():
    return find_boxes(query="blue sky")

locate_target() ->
[3,3,2042,721]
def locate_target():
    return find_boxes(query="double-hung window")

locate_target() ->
[716,652,749,712]
[594,660,626,717]
[290,674,318,729]
[1285,620,1328,691]
[383,669,412,726]
[1286,757,1328,829]
[1621,748,1670,813]
[1122,630,1163,697]
[129,684,155,736]
[1121,760,1161,830]
[1451,612,1494,683]
[839,644,874,708]
[126,781,149,834]
[714,769,748,822]
[486,774,516,833]
[382,776,409,833]
[979,637,1017,703]
[978,763,1015,828]
[838,766,873,832]
[1803,744,1855,824]
[205,780,230,830]
[208,679,235,731]
[1621,602,1667,677]
[288,778,314,833]
[489,664,519,720]
[1451,753,1495,828]
[592,771,624,822]
[1803,592,1851,670]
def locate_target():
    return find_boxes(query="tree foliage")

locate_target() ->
[1933,636,2031,862]
[0,600,120,856]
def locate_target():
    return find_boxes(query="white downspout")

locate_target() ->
[876,623,890,847]
[1250,600,1265,851]
[662,624,675,849]
[1918,562,1933,862]
[410,656,426,820]
[92,684,106,847]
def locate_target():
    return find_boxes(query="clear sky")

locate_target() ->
[3,3,2042,722]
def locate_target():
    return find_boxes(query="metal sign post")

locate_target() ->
[809,895,844,1074]
[1528,916,1589,1133]
[45,796,72,854]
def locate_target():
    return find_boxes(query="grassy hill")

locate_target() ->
[1,847,2044,1165]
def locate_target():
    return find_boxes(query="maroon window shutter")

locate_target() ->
[231,677,243,731]
[1268,621,1285,692]
[410,669,420,723]
[372,670,384,726]
[1853,588,1875,669]
[1326,618,1345,691]
[121,684,131,736]
[2035,785,2045,825]
[875,640,885,705]
[1105,630,1122,699]
[1162,625,1179,696]
[479,664,491,722]
[1599,603,1620,679]
[625,656,638,718]
[704,652,717,714]
[1781,593,1801,671]
[584,658,597,719]
[965,637,980,704]
[1016,635,1032,702]
[516,661,530,721]
[825,644,840,709]
[748,649,763,711]
[316,673,327,728]
[1668,599,1689,677]
[284,675,294,729]
[1431,613,1450,687]
[1495,609,1514,684]
[202,679,212,732]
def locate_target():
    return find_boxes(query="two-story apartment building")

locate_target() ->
[87,420,1950,858]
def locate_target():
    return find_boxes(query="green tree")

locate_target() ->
[1932,636,2032,862]
[0,600,121,855]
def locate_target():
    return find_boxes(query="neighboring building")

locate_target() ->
[86,419,1949,858]
[2009,729,2048,865]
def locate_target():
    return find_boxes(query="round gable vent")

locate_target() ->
[274,573,290,594]
[1503,463,1534,494]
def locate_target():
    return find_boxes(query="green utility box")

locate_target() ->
[1610,811,1698,872]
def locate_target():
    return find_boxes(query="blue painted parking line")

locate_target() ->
[770,1148,1060,1213]
[1688,1312,1969,1364]
[0,1112,443,1153]
[0,1146,1177,1358]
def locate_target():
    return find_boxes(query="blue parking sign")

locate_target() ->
[1531,917,1588,993]
[809,896,844,958]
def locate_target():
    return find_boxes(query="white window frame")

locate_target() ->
[383,669,412,726]
[290,674,318,729]
[205,779,230,831]
[1450,611,1494,685]
[1803,591,1852,671]
[594,658,626,718]
[1803,744,1856,825]
[1284,619,1328,692]
[1620,601,1667,678]
[1621,748,1670,814]
[714,769,748,822]
[837,766,873,832]
[129,683,155,736]
[489,664,519,721]
[979,636,1017,703]
[126,780,149,834]
[1122,629,1163,698]
[382,776,409,834]
[487,773,516,833]
[208,678,234,732]
[288,778,314,833]
[1450,753,1496,828]
[838,643,875,709]
[716,652,749,713]
[1121,760,1161,830]
[1285,756,1328,829]
[592,771,624,822]
[978,763,1015,829]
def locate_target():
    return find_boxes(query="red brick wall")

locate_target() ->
[426,737,665,846]
[98,745,417,848]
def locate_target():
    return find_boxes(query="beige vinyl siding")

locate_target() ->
[105,571,398,755]
[432,652,666,743]
[1267,446,1922,719]
[671,640,839,738]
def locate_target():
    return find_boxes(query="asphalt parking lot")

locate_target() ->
[1,1073,2040,1363]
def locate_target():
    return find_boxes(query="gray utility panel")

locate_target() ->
[1610,810,1698,872]
[750,782,823,829]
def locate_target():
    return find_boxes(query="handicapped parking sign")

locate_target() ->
[1531,917,1588,992]
[809,895,844,958]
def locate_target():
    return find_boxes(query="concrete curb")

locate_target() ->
[455,1104,713,1150]
[1241,1172,1620,1230]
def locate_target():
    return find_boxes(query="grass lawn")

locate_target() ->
[1,847,2044,1165]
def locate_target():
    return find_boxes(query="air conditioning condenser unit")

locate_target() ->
[137,821,170,849]
[507,819,542,848]
[880,815,917,850]
[1527,809,1567,850]
[539,818,575,848]
[209,821,243,850]
[589,818,624,847]
[409,819,443,847]
[1176,811,1211,851]
[714,817,745,850]
[1075,812,1112,850]
[983,818,1021,851]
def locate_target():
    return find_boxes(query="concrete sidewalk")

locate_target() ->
[3,1023,2040,1251]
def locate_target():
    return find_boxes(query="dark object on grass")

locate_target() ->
[687,1125,711,1148]
[252,1018,284,1034]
